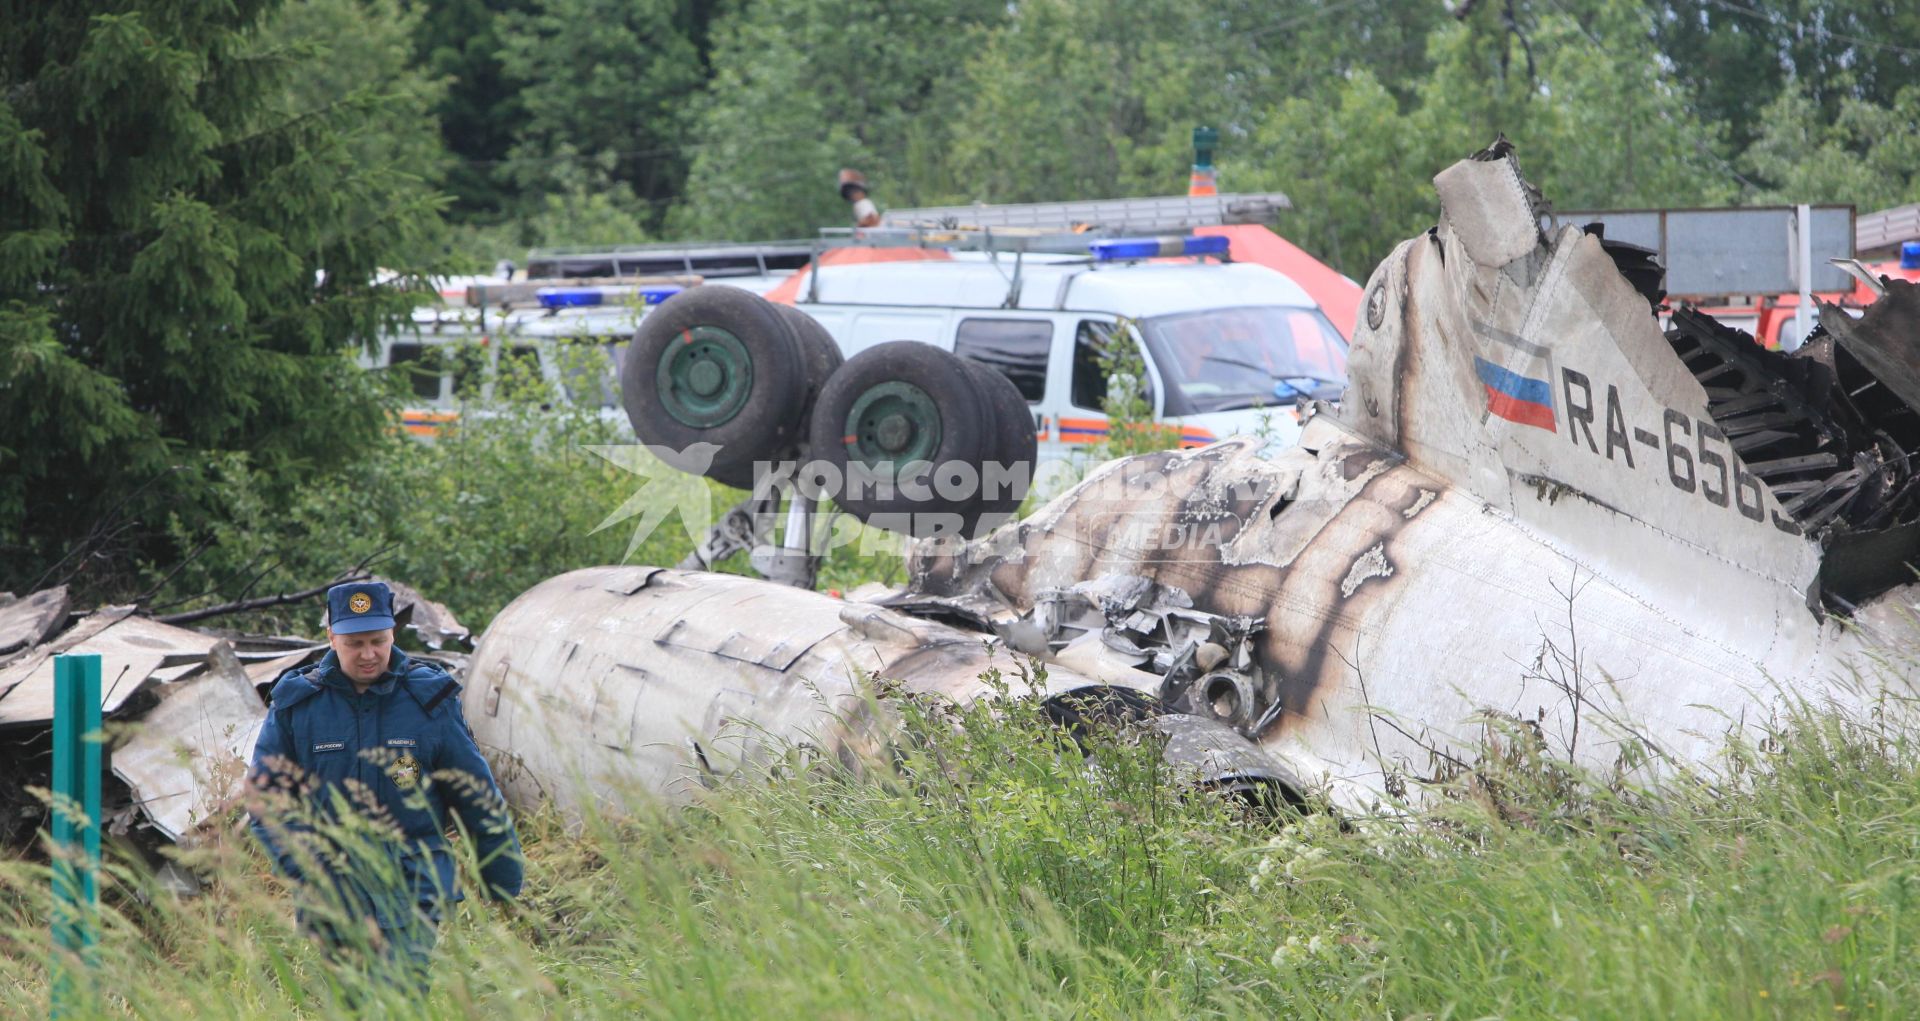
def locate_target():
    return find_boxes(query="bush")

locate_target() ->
[142,340,905,632]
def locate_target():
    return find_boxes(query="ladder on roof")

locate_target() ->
[519,193,1290,276]
[522,239,815,280]
[817,225,1105,256]
[879,192,1291,234]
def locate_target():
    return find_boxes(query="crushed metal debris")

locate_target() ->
[0,577,467,856]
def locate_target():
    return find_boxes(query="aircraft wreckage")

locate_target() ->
[9,141,1920,854]
[467,139,1920,817]
[0,579,467,863]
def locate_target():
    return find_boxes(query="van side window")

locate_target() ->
[556,337,621,408]
[1071,320,1155,412]
[501,345,541,379]
[1072,320,1156,414]
[1071,321,1110,410]
[953,318,1050,401]
[387,342,442,400]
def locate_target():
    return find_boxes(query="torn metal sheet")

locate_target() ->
[0,578,469,854]
[882,141,1920,811]
[244,647,325,691]
[1819,280,1920,422]
[0,608,220,729]
[385,578,471,650]
[1431,137,1543,268]
[0,587,70,665]
[110,642,266,842]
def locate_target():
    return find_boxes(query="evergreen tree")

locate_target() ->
[0,2,442,593]
[415,0,533,219]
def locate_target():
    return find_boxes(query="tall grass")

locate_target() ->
[5,687,1920,1019]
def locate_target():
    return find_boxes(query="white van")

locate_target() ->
[366,298,655,435]
[784,249,1348,462]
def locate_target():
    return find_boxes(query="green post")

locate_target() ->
[50,652,102,1016]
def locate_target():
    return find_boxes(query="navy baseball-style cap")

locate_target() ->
[327,581,396,634]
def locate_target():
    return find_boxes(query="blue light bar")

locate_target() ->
[537,288,604,308]
[536,285,684,310]
[1088,234,1231,262]
[1902,241,1920,271]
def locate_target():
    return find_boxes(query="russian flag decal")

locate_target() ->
[1473,356,1557,432]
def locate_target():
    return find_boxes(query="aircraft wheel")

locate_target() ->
[959,360,1038,537]
[773,303,844,423]
[624,285,808,489]
[809,342,992,537]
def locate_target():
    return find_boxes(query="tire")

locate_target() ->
[773,303,844,424]
[808,342,992,538]
[959,360,1038,537]
[623,286,808,489]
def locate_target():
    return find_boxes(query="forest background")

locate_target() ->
[5,0,1920,613]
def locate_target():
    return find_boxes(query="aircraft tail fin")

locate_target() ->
[1339,141,1920,608]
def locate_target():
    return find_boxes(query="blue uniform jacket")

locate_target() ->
[247,648,523,923]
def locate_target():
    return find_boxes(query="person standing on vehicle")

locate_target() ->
[247,580,523,988]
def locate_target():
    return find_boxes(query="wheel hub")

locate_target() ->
[656,326,753,427]
[844,382,941,475]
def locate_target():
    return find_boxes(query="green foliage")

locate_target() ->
[262,0,453,209]
[10,678,1920,1016]
[1650,0,1920,157]
[1743,82,1920,209]
[1088,321,1183,461]
[0,1,443,596]
[143,344,651,629]
[496,0,704,225]
[1245,0,1736,277]
[414,0,534,217]
[142,340,905,631]
[944,0,1276,204]
[667,0,1006,240]
[445,153,658,266]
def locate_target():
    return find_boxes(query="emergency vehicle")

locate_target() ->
[767,232,1347,463]
[375,200,1356,456]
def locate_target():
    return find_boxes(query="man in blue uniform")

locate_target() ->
[247,580,523,988]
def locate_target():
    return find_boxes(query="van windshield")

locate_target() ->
[1137,306,1349,415]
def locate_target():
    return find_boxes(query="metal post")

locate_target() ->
[50,652,102,1017]
[1791,204,1814,351]
[782,487,813,556]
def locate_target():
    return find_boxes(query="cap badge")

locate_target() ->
[349,592,373,614]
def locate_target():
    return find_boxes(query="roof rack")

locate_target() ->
[818,225,1106,256]
[522,239,815,280]
[806,226,1233,306]
[879,192,1290,234]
